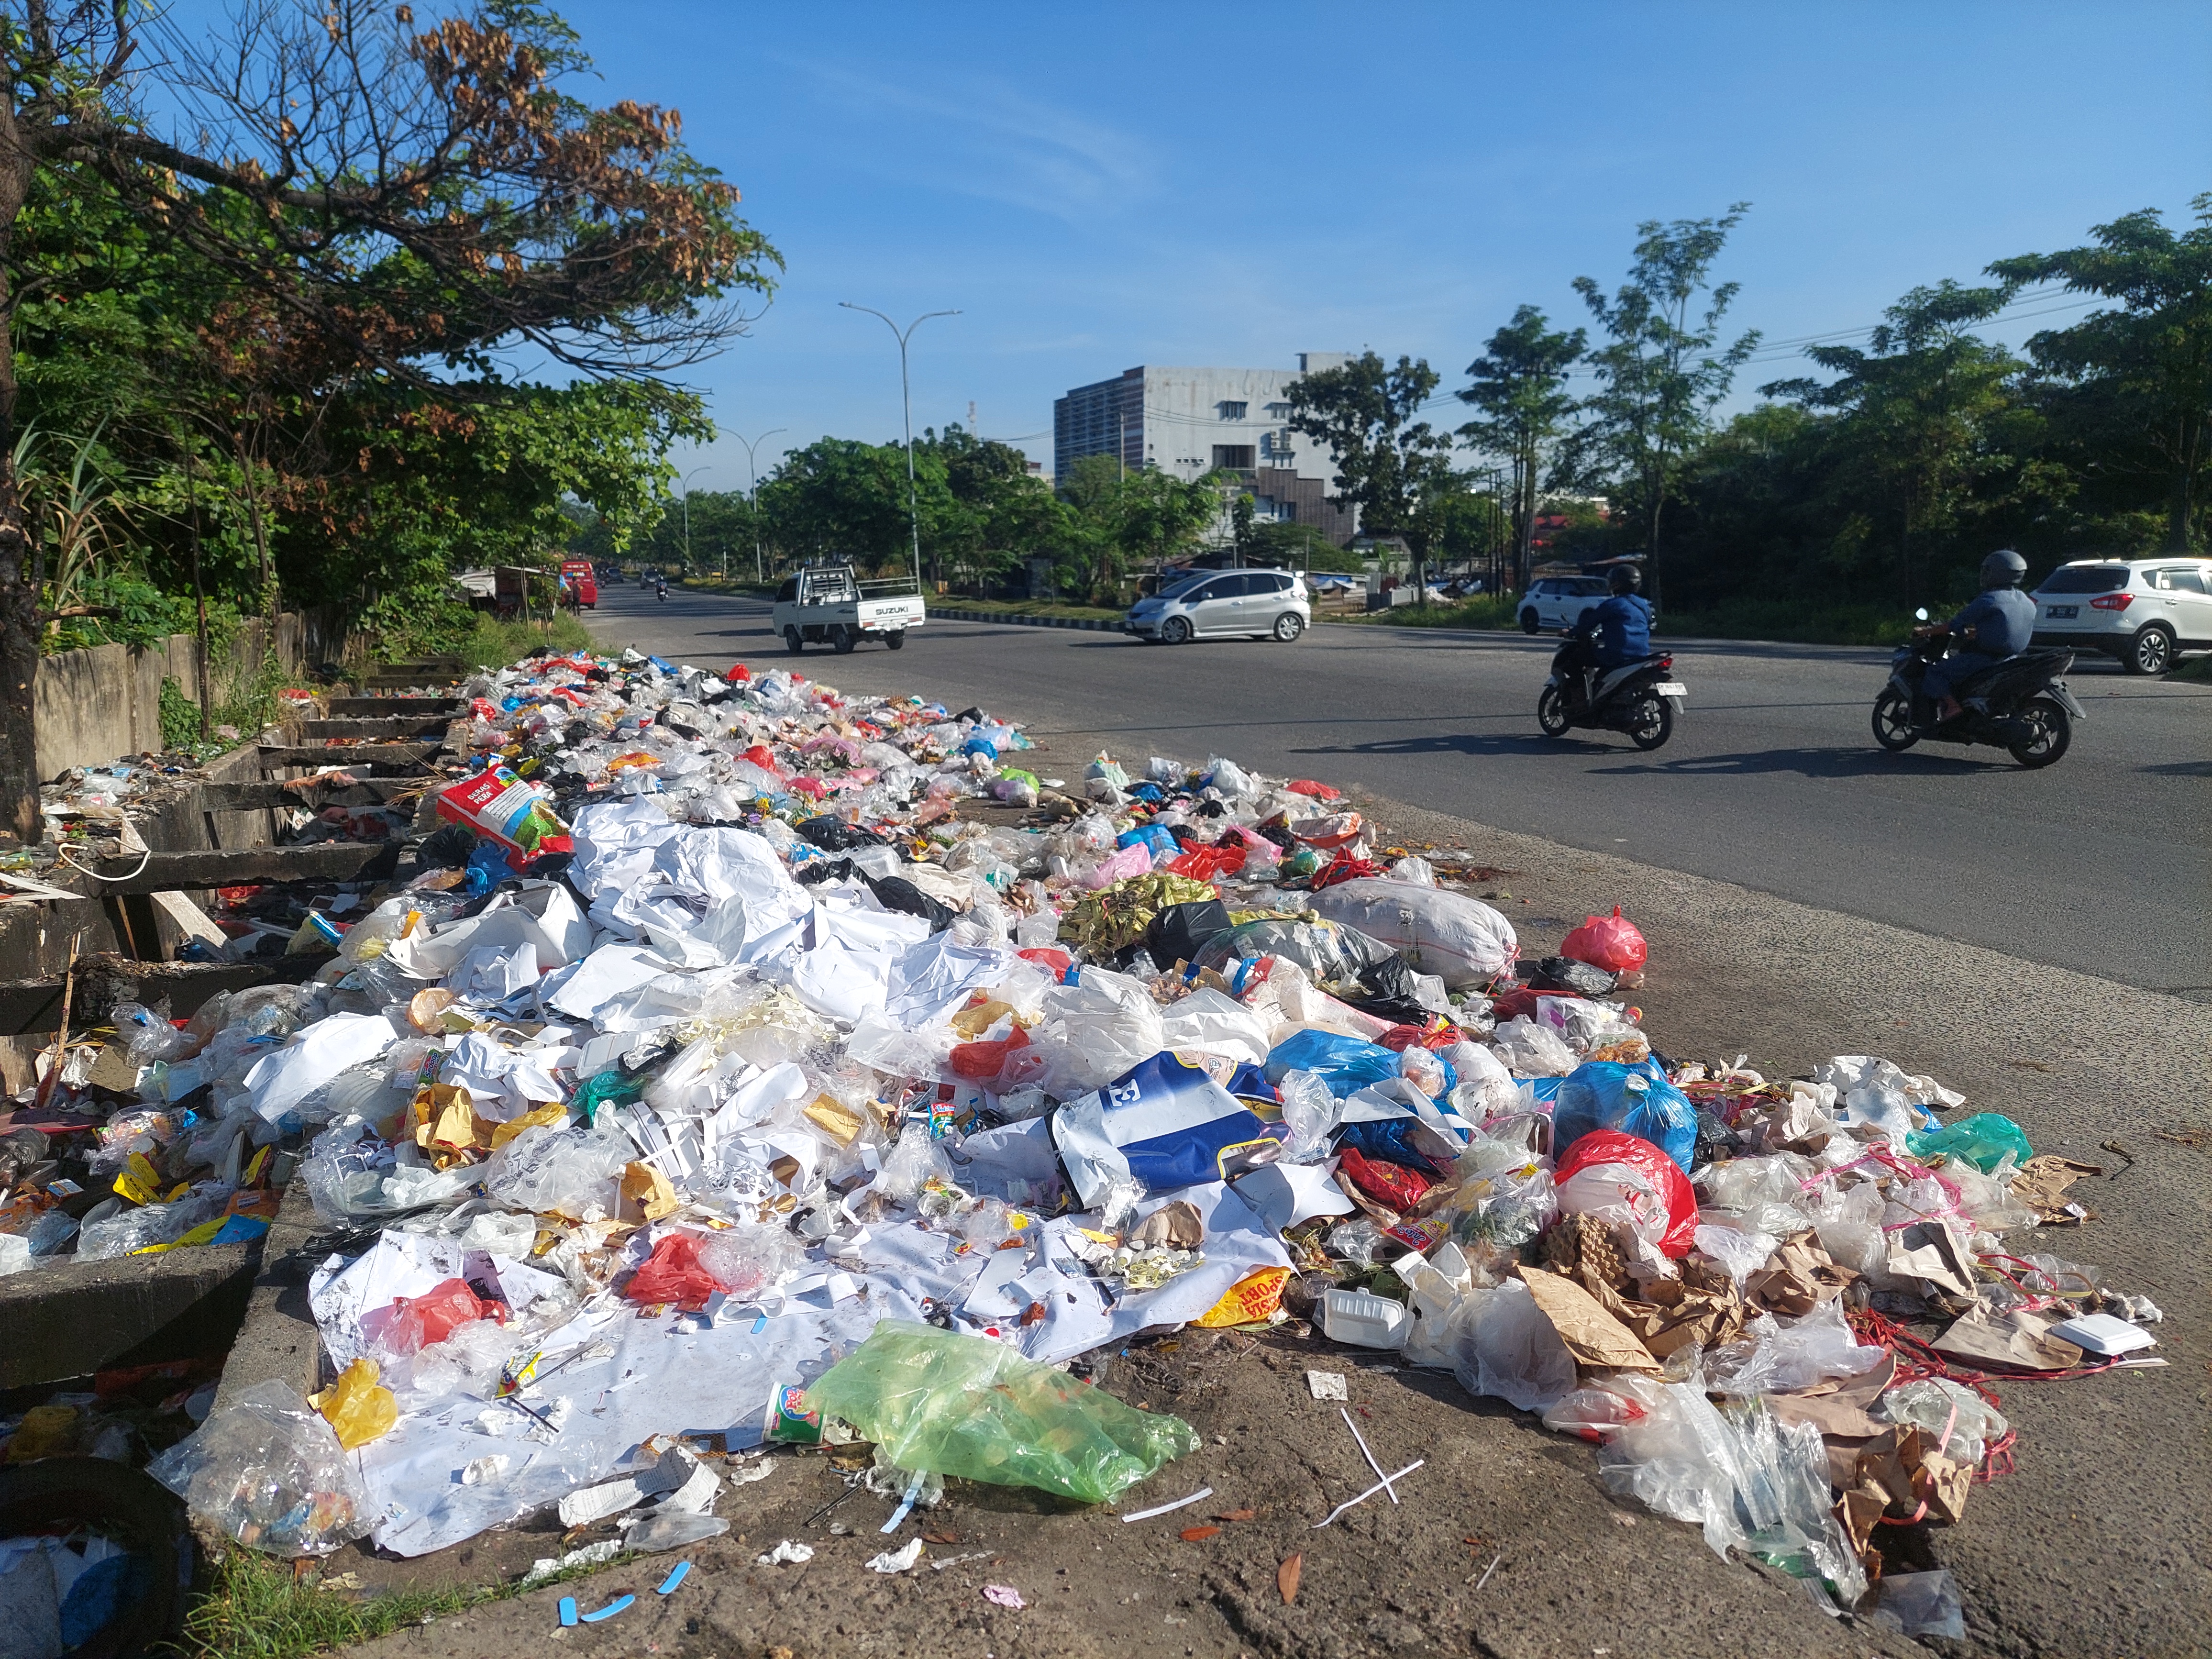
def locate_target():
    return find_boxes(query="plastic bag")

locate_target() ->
[1560,906,1647,973]
[1871,1571,1966,1639]
[1905,1112,2033,1174]
[376,1278,497,1356]
[1491,1018,1576,1078]
[624,1234,724,1310]
[1191,918,1396,995]
[315,1358,398,1449]
[146,1379,371,1556]
[1876,1378,2009,1470]
[1553,1129,1698,1258]
[111,1003,189,1064]
[804,1321,1198,1504]
[1306,878,1517,988]
[1264,1029,1403,1097]
[1023,967,1166,1096]
[1552,1059,1698,1173]
[1759,1299,1887,1392]
[1446,1279,1577,1412]
[481,1123,632,1220]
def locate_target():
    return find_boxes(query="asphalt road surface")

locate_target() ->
[593,582,2212,999]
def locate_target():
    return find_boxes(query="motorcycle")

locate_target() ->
[1871,608,2084,769]
[1537,638,1686,750]
[655,580,668,602]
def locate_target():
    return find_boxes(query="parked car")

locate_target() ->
[1126,569,1309,643]
[1518,575,1611,634]
[771,563,925,653]
[2031,556,2212,674]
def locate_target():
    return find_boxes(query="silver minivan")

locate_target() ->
[1125,569,1311,643]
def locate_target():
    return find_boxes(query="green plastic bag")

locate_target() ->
[1906,1112,2033,1174]
[804,1321,1198,1505]
[571,1069,647,1126]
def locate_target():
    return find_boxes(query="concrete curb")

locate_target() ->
[929,607,1124,632]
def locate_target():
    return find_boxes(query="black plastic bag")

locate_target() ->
[1148,898,1234,967]
[796,816,888,851]
[1529,955,1617,997]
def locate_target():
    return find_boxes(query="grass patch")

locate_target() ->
[934,597,1128,623]
[1345,594,1523,630]
[179,1548,621,1659]
[1653,599,1915,647]
[455,612,596,671]
[2168,653,2212,683]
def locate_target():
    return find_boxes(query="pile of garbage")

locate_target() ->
[2,647,2163,1635]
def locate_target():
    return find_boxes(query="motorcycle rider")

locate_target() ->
[1919,549,2035,723]
[1561,564,1654,708]
[655,575,668,601]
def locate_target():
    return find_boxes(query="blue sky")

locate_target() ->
[175,2,2212,490]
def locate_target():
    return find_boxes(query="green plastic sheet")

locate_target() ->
[804,1321,1198,1504]
[1905,1112,2034,1174]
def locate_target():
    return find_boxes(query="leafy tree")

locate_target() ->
[1763,281,2018,607]
[0,0,777,841]
[1050,453,1218,600]
[1563,204,1759,605]
[757,439,916,573]
[1990,195,2212,551]
[1286,351,1461,602]
[1456,305,1584,589]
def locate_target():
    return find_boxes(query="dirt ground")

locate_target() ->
[320,779,2211,1659]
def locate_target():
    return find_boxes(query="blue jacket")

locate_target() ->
[1573,594,1654,666]
[1946,588,2035,657]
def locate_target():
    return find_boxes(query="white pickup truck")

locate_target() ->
[770,564,926,654]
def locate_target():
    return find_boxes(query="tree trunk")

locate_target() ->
[0,134,40,846]
[1644,483,1667,611]
[2170,407,2202,552]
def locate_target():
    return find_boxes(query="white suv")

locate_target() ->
[2031,557,2212,675]
[1518,576,1610,634]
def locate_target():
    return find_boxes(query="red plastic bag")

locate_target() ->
[624,1235,723,1311]
[1017,946,1076,983]
[1166,843,1246,880]
[381,1279,497,1355]
[1552,1129,1696,1258]
[1307,848,1382,890]
[1336,1146,1433,1214]
[727,663,752,683]
[1287,779,1342,801]
[741,743,782,774]
[1561,906,1648,973]
[951,1024,1030,1082]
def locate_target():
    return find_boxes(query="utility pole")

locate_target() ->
[840,303,960,593]
[733,429,786,583]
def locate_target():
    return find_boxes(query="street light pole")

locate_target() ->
[677,466,709,579]
[734,428,787,583]
[841,302,960,593]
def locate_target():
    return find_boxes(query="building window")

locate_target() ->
[1212,445,1256,471]
[1217,401,1248,420]
[1264,402,1290,418]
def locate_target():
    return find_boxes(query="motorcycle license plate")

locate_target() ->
[2047,605,2078,619]
[1654,682,1687,697]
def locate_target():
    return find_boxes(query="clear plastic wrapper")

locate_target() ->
[146,1379,371,1556]
[1491,1018,1577,1078]
[480,1124,632,1221]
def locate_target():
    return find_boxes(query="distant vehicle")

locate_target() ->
[1519,576,1611,634]
[1126,569,1310,643]
[772,563,925,653]
[558,560,597,610]
[2030,556,2212,675]
[638,566,660,588]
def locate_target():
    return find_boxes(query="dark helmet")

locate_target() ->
[1980,549,2028,590]
[1607,564,1642,596]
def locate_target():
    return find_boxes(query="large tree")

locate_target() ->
[1763,280,2018,608]
[0,0,776,842]
[1456,305,1584,591]
[1990,196,2212,553]
[1287,351,1460,602]
[1562,204,1759,606]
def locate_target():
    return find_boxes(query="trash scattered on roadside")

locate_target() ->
[981,1583,1025,1609]
[9,642,2153,1635]
[755,1540,813,1566]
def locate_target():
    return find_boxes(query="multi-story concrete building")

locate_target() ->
[1052,354,1359,546]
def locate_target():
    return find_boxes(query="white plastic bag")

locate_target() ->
[1491,1018,1576,1078]
[146,1380,372,1556]
[1023,967,1165,1096]
[1306,878,1517,988]
[1445,1279,1576,1412]
[481,1124,632,1220]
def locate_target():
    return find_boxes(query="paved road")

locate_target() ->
[593,583,2212,998]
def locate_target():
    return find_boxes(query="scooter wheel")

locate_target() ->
[1627,694,1674,751]
[1871,689,1918,752]
[1537,685,1572,738]
[2007,697,2071,769]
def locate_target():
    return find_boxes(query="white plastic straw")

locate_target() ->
[1119,1484,1214,1523]
[1313,1460,1423,1528]
[1339,1406,1398,1505]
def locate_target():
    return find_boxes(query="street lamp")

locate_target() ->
[840,302,960,592]
[678,466,709,578]
[733,428,787,582]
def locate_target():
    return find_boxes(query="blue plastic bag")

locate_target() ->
[1552,1058,1697,1173]
[1116,823,1180,858]
[1264,1030,1401,1096]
